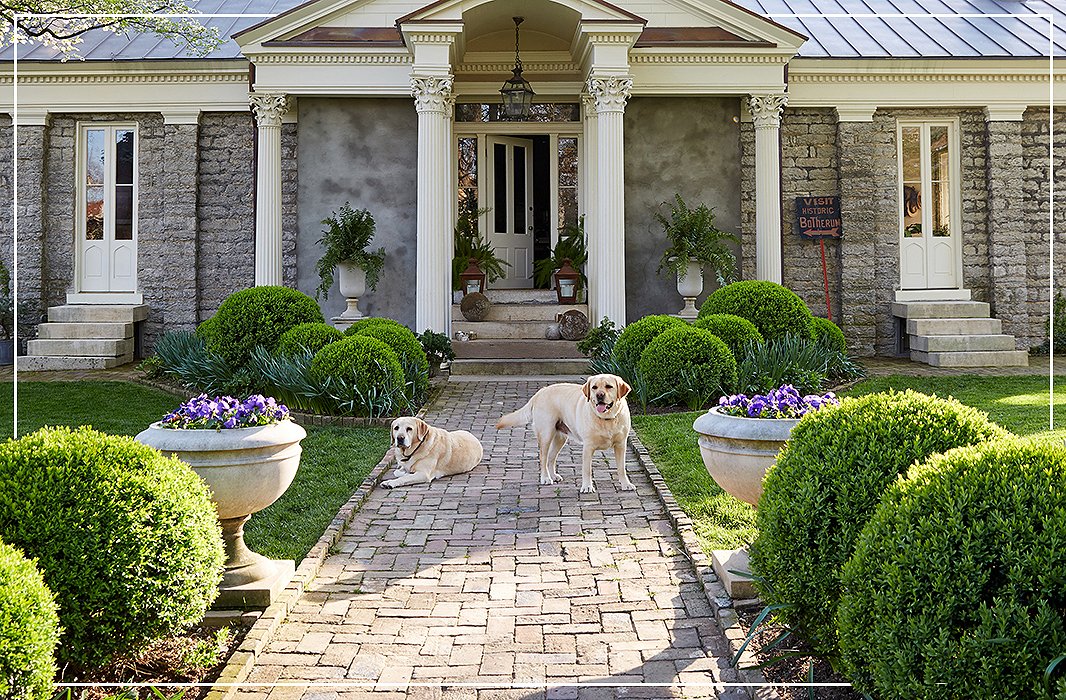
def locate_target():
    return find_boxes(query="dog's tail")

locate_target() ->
[495,398,533,430]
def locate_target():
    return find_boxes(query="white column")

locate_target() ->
[588,75,631,327]
[749,93,788,284]
[581,93,599,321]
[412,75,455,334]
[250,92,289,287]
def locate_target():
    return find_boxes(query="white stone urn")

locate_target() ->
[692,407,798,506]
[676,258,704,319]
[331,261,367,330]
[135,419,306,608]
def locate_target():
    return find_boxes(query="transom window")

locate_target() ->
[455,103,580,123]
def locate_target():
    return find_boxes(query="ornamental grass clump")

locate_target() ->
[160,394,290,430]
[0,539,59,700]
[717,384,838,419]
[0,427,224,670]
[750,390,1008,661]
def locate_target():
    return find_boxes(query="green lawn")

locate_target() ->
[632,373,1066,554]
[0,381,390,561]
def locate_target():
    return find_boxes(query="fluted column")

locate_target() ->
[588,75,631,326]
[749,93,787,284]
[581,93,599,320]
[250,92,289,287]
[412,75,454,334]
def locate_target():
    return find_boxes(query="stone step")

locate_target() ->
[907,317,1002,336]
[37,322,133,340]
[479,289,560,304]
[910,349,1029,368]
[891,300,991,319]
[453,339,585,360]
[47,304,149,323]
[452,303,588,322]
[19,354,134,371]
[453,320,560,340]
[909,333,1018,353]
[27,338,134,357]
[450,359,589,376]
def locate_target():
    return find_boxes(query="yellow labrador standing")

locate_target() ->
[382,416,483,489]
[495,374,634,493]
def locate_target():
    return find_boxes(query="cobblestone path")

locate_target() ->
[236,379,742,700]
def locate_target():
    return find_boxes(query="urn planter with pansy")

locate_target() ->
[136,394,305,608]
[692,385,837,506]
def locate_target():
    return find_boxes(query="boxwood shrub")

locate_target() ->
[692,313,763,358]
[342,317,409,337]
[839,439,1066,699]
[811,316,847,353]
[613,315,687,372]
[208,286,324,367]
[698,280,815,342]
[0,539,59,700]
[638,326,737,409]
[276,322,343,358]
[310,335,405,411]
[353,323,430,402]
[195,315,218,342]
[750,391,1007,659]
[0,427,224,670]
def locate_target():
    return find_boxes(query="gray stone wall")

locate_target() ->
[986,120,1028,342]
[282,121,298,289]
[623,97,742,322]
[296,98,419,328]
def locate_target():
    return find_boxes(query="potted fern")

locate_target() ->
[533,217,588,300]
[655,194,738,318]
[315,203,386,326]
[452,203,509,295]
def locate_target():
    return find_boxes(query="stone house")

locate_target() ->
[2,0,1063,371]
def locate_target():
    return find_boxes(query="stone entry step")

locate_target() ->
[24,303,148,371]
[26,338,134,357]
[894,299,1027,368]
[453,320,558,340]
[453,339,584,360]
[20,355,133,371]
[909,334,1017,353]
[47,304,149,323]
[451,302,589,323]
[449,358,589,376]
[890,300,990,319]
[911,350,1030,367]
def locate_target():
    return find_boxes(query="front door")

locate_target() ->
[898,122,959,290]
[79,125,138,293]
[486,136,534,289]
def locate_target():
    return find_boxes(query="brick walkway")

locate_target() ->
[236,379,741,700]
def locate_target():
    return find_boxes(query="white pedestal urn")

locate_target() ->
[136,420,306,608]
[692,407,798,506]
[676,258,704,320]
[331,261,367,331]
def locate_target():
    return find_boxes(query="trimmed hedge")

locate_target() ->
[0,427,224,669]
[692,313,764,357]
[276,322,343,358]
[353,323,430,402]
[208,286,324,367]
[812,316,847,354]
[750,391,1007,659]
[698,281,814,342]
[310,336,405,408]
[195,315,218,342]
[613,315,687,372]
[638,326,737,408]
[840,439,1066,699]
[342,317,409,337]
[0,539,59,700]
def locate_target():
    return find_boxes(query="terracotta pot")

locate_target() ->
[692,407,798,506]
[676,258,704,319]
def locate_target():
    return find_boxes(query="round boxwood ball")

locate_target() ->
[839,439,1066,699]
[354,323,430,401]
[208,286,324,367]
[342,317,410,337]
[310,335,405,406]
[195,315,218,342]
[750,390,1007,660]
[692,313,764,358]
[613,315,688,372]
[811,316,847,354]
[0,427,225,670]
[638,326,737,407]
[276,322,343,358]
[0,539,59,700]
[699,280,815,342]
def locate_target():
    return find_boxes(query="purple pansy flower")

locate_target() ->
[159,393,290,430]
[717,384,838,420]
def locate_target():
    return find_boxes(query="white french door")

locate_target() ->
[486,136,534,289]
[78,124,138,294]
[898,121,961,290]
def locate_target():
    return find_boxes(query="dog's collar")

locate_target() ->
[398,437,427,462]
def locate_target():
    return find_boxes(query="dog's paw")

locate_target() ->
[381,480,396,489]
[550,472,564,483]
[540,474,556,486]
[619,479,637,492]
[392,468,407,478]
[579,482,596,494]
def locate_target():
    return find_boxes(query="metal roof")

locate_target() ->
[1,0,1063,61]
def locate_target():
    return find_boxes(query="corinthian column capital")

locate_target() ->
[587,75,632,114]
[249,92,290,128]
[411,75,455,114]
[748,93,788,128]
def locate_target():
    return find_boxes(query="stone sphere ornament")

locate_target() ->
[558,310,590,341]
[545,323,562,340]
[460,292,491,321]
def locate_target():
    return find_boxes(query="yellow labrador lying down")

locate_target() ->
[382,416,483,489]
[495,373,635,493]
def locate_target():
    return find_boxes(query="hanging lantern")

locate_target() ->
[500,17,534,120]
[553,258,581,305]
[459,258,487,296]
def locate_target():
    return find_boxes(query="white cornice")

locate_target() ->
[247,51,411,65]
[631,51,792,65]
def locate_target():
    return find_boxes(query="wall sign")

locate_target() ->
[795,196,842,239]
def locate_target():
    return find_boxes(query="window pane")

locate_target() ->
[494,143,506,232]
[901,127,921,183]
[458,137,477,189]
[86,129,105,186]
[86,185,104,240]
[115,130,134,185]
[115,185,133,240]
[454,103,580,123]
[931,181,949,237]
[929,126,949,182]
[558,137,578,188]
[513,146,526,235]
[902,183,922,237]
[558,187,578,229]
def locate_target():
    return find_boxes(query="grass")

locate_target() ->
[0,380,390,561]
